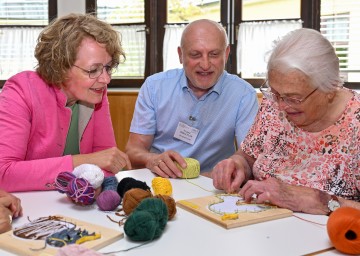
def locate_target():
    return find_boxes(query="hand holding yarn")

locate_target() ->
[175,158,200,179]
[327,207,360,255]
[146,151,186,178]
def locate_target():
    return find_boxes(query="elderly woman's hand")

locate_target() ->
[212,158,246,194]
[239,177,329,214]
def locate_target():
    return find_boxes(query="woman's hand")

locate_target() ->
[239,177,329,215]
[145,150,185,178]
[0,190,22,218]
[73,147,132,174]
[0,205,12,233]
[212,158,245,193]
[0,190,23,233]
[212,153,254,194]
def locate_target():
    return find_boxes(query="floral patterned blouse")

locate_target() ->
[241,89,360,201]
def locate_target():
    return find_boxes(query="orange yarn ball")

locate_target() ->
[122,188,153,215]
[327,207,360,255]
[154,194,177,220]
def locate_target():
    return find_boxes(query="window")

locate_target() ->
[0,0,48,80]
[0,0,56,82]
[164,0,221,71]
[237,0,302,79]
[167,0,221,23]
[96,0,146,79]
[1,1,359,88]
[320,0,360,83]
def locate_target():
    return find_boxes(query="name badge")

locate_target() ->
[174,122,199,145]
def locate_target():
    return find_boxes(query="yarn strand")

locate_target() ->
[102,240,153,254]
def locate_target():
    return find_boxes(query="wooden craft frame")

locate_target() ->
[0,215,123,256]
[177,194,293,229]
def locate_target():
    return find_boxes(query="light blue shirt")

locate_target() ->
[130,68,258,172]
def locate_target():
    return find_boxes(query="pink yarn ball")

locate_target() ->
[96,190,121,211]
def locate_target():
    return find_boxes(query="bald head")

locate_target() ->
[180,19,228,48]
[177,19,230,97]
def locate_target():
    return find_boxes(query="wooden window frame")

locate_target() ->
[1,0,358,89]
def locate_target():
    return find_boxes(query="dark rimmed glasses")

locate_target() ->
[73,61,119,79]
[260,80,318,106]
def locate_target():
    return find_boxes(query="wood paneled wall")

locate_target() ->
[107,91,138,151]
[108,91,263,151]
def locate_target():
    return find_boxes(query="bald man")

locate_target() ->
[126,19,258,178]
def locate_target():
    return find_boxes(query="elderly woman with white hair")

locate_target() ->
[211,28,360,215]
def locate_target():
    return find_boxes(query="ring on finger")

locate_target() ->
[156,159,164,166]
[9,215,12,224]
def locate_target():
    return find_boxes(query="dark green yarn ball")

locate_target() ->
[124,198,168,241]
[124,211,158,241]
[135,198,168,230]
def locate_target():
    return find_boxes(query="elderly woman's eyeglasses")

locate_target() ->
[73,62,119,79]
[260,81,318,106]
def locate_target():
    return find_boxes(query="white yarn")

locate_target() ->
[72,164,104,189]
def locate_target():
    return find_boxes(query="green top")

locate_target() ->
[63,103,80,155]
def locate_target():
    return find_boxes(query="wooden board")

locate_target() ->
[0,215,123,256]
[177,194,293,229]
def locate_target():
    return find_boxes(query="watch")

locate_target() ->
[327,195,340,215]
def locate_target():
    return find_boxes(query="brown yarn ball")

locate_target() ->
[122,188,153,215]
[154,194,177,220]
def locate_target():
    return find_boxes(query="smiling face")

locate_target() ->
[268,69,332,131]
[178,20,230,98]
[62,37,113,106]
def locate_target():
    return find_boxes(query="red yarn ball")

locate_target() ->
[96,190,121,211]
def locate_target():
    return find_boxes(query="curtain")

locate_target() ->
[237,20,303,78]
[163,24,186,71]
[113,25,146,77]
[0,27,41,80]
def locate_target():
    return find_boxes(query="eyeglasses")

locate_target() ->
[260,80,318,106]
[73,61,119,79]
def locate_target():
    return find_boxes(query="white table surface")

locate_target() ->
[0,169,344,256]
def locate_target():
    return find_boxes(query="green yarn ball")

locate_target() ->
[124,198,168,241]
[124,211,158,241]
[135,198,168,230]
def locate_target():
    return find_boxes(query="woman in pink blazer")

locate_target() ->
[0,13,131,192]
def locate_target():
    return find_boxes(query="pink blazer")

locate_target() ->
[0,71,117,192]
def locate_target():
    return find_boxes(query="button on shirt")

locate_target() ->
[130,68,258,172]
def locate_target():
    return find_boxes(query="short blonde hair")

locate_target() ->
[35,13,125,86]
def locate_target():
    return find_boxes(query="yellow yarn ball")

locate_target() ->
[152,177,172,196]
[175,158,200,179]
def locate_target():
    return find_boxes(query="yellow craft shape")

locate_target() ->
[221,213,239,221]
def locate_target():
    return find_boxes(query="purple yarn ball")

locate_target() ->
[55,171,76,194]
[67,177,95,205]
[96,190,121,211]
